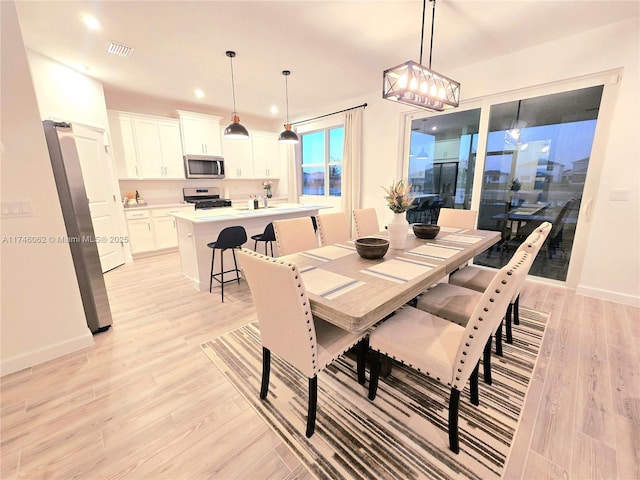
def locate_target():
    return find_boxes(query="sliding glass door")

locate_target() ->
[405,84,604,283]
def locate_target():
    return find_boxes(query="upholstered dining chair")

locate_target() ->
[367,254,524,454]
[437,208,478,230]
[413,249,531,385]
[237,249,368,438]
[316,211,350,246]
[448,222,552,343]
[272,216,318,256]
[353,208,380,238]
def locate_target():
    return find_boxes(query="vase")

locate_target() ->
[265,187,273,199]
[388,212,409,250]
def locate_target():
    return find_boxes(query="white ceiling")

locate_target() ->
[15,1,639,122]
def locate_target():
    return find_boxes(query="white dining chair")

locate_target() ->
[367,254,523,453]
[414,249,532,385]
[448,221,552,343]
[437,208,478,230]
[272,216,318,256]
[237,249,368,437]
[353,208,380,238]
[316,211,350,245]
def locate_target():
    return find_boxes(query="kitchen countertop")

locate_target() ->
[170,203,327,224]
[123,202,193,210]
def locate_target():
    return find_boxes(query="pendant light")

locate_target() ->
[278,70,299,144]
[223,51,249,139]
[382,0,460,111]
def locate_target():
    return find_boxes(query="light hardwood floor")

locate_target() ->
[1,251,638,479]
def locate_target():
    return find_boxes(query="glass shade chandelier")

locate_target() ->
[223,51,249,139]
[383,0,460,112]
[278,70,299,144]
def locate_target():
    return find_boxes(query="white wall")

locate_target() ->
[0,1,93,375]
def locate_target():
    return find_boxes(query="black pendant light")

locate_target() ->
[223,51,249,139]
[382,0,460,111]
[278,70,299,144]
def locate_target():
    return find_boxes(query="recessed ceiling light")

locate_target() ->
[270,105,279,115]
[82,14,101,31]
[106,41,134,58]
[431,126,437,131]
[194,89,205,99]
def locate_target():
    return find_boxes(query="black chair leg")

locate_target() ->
[495,321,503,357]
[357,339,368,385]
[513,295,520,325]
[506,302,513,344]
[209,248,216,293]
[306,376,318,438]
[483,338,492,385]
[470,362,479,406]
[220,249,225,302]
[231,248,240,284]
[254,240,258,251]
[260,347,271,399]
[368,351,381,400]
[448,388,461,454]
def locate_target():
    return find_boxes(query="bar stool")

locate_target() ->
[251,222,276,256]
[208,226,247,302]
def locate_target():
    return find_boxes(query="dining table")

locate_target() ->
[279,226,502,333]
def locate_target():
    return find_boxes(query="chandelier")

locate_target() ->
[383,0,460,112]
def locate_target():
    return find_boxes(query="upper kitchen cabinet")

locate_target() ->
[222,129,253,178]
[252,131,281,179]
[177,110,222,156]
[223,129,282,179]
[108,111,184,179]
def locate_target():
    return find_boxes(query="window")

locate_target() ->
[300,126,344,196]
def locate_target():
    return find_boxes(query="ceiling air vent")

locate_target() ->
[106,41,134,57]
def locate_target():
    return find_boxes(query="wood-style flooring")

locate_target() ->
[1,250,638,479]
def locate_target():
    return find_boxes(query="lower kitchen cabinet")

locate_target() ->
[125,206,192,254]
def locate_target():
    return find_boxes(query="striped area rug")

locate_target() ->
[201,307,548,480]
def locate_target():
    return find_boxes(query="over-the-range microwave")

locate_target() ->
[184,154,225,179]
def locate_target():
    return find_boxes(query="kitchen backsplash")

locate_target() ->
[118,179,282,205]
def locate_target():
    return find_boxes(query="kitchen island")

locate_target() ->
[171,203,326,292]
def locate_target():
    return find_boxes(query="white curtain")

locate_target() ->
[341,107,363,236]
[285,144,299,203]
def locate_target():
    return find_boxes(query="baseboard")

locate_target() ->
[575,285,640,307]
[0,330,94,377]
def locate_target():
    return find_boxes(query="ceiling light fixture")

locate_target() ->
[382,0,460,112]
[194,88,205,99]
[278,70,299,144]
[223,51,249,139]
[82,14,100,30]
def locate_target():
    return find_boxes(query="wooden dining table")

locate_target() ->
[279,226,501,333]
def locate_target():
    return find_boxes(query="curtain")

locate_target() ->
[285,144,299,203]
[341,107,363,236]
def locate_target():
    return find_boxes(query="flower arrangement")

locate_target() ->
[382,180,415,213]
[263,180,273,190]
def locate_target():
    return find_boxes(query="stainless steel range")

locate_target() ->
[183,187,232,209]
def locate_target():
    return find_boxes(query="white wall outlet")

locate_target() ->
[610,188,629,201]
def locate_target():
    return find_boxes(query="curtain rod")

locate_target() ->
[290,103,368,126]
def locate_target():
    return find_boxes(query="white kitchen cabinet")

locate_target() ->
[252,131,280,178]
[108,112,139,179]
[151,206,192,250]
[125,206,193,254]
[222,128,254,178]
[108,111,184,179]
[223,129,283,179]
[125,210,155,254]
[133,118,184,179]
[177,110,222,156]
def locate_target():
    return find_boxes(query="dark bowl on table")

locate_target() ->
[354,237,389,259]
[412,223,440,239]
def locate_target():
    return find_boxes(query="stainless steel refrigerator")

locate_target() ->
[42,120,113,333]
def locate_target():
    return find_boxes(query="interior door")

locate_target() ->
[72,124,126,272]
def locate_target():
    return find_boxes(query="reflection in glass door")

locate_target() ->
[474,85,604,281]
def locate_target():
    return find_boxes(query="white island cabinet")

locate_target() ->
[171,203,327,292]
[177,110,222,156]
